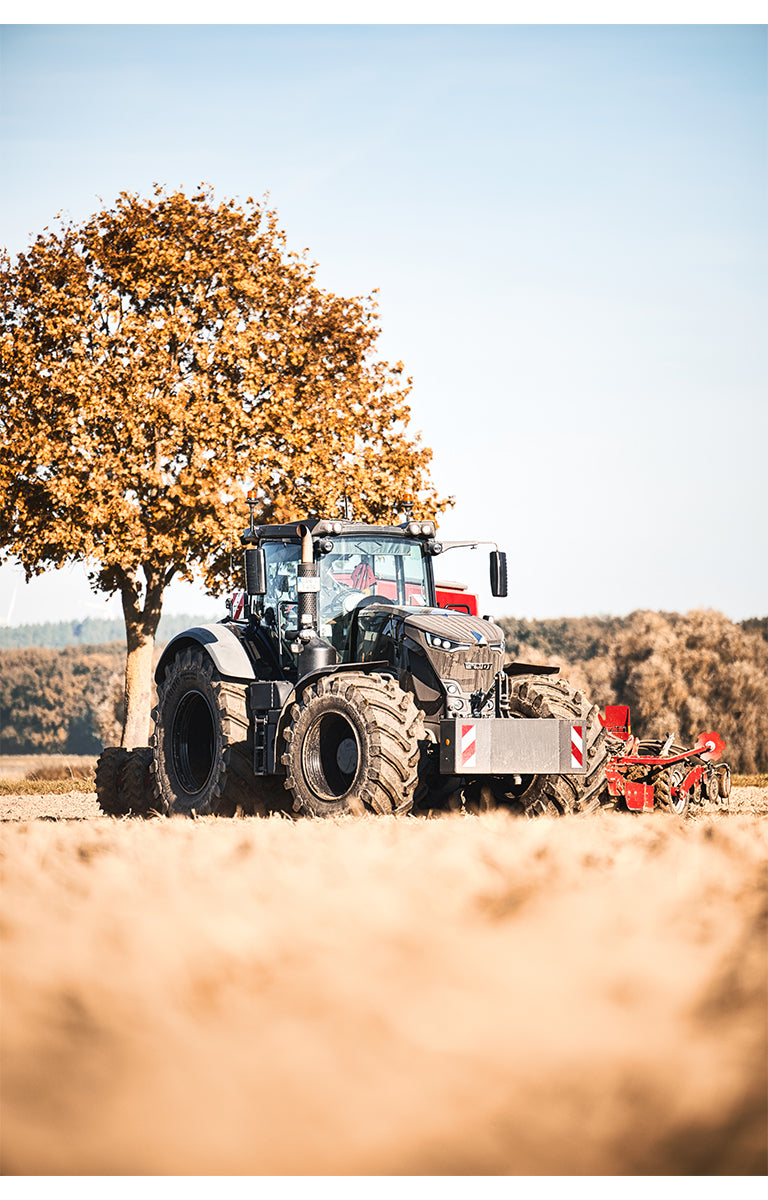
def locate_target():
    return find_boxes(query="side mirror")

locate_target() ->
[244,546,267,595]
[490,550,507,598]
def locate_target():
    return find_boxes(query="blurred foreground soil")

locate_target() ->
[1,790,766,1175]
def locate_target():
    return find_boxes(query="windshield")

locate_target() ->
[319,536,430,658]
[257,535,431,665]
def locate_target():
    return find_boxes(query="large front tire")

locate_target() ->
[151,648,260,817]
[282,672,425,818]
[503,675,610,815]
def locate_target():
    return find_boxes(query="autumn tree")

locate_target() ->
[0,186,447,747]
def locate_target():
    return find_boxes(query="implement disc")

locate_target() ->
[697,731,725,761]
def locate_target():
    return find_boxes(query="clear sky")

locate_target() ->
[1,21,766,625]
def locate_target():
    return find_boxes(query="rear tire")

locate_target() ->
[95,747,130,815]
[717,763,731,800]
[502,675,610,815]
[282,672,425,818]
[95,747,157,817]
[119,748,156,816]
[151,648,262,817]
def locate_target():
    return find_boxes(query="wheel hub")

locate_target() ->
[172,689,216,794]
[335,737,358,775]
[301,711,361,800]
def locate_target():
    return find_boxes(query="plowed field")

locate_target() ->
[1,789,766,1175]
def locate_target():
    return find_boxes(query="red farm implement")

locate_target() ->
[600,705,731,817]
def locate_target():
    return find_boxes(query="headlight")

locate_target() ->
[425,632,469,652]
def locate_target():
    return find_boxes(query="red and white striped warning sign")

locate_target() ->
[230,591,245,620]
[571,724,584,768]
[461,723,477,770]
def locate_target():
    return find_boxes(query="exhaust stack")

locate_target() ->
[295,524,337,677]
[296,524,320,635]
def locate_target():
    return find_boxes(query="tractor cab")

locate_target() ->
[249,524,437,668]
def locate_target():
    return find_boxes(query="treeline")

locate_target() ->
[0,613,217,650]
[0,643,127,755]
[498,608,768,773]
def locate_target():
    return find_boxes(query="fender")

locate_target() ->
[504,661,560,677]
[155,623,259,683]
[293,658,392,701]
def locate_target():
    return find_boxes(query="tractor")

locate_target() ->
[96,506,616,819]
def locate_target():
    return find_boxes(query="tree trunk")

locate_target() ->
[119,567,166,749]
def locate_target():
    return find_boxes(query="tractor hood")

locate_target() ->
[396,607,504,649]
[359,605,505,709]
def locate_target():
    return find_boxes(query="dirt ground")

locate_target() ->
[1,788,766,1176]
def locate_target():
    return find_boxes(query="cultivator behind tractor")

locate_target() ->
[600,705,731,817]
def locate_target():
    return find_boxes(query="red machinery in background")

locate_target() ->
[600,705,731,816]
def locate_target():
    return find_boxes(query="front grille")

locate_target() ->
[428,645,502,695]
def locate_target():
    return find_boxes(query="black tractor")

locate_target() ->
[97,509,611,819]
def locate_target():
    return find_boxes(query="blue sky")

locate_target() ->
[1,22,766,624]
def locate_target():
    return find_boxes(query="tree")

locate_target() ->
[0,186,448,747]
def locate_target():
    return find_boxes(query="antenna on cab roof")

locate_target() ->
[339,492,352,521]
